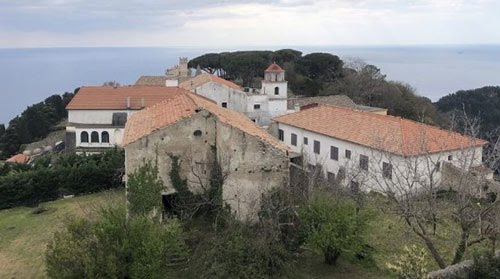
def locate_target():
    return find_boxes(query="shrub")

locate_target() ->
[45,204,187,279]
[126,160,164,217]
[299,193,373,265]
[191,222,289,279]
[386,245,430,279]
[0,149,124,209]
[468,251,500,279]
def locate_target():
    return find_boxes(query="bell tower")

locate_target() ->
[261,63,288,119]
[261,63,287,99]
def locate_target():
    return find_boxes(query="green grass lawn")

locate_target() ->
[0,189,125,279]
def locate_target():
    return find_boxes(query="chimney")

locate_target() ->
[126,97,131,109]
[165,78,179,87]
[300,103,319,111]
[141,97,145,108]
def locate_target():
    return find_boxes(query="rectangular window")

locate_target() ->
[313,140,320,154]
[360,155,369,171]
[112,112,128,126]
[382,162,392,179]
[221,102,227,108]
[253,104,261,110]
[448,155,453,161]
[435,162,441,172]
[345,149,351,159]
[304,137,308,145]
[291,133,297,146]
[278,129,284,141]
[330,146,339,161]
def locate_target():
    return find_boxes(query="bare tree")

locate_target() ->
[102,81,120,87]
[359,113,500,269]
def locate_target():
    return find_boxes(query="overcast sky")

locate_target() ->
[0,0,499,48]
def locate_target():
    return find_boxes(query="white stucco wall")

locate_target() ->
[68,109,136,124]
[277,123,484,192]
[268,99,288,118]
[191,74,288,127]
[194,82,248,112]
[261,80,287,98]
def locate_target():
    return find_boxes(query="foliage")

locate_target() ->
[323,63,439,124]
[102,81,120,87]
[296,53,344,82]
[0,124,5,139]
[191,221,290,279]
[189,49,343,93]
[259,187,304,252]
[436,86,500,135]
[0,91,75,159]
[386,245,430,279]
[468,251,500,279]
[167,153,228,221]
[126,160,164,216]
[0,148,124,209]
[45,204,188,279]
[299,194,373,265]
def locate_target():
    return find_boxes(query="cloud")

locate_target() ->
[0,0,499,47]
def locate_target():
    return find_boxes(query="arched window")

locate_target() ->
[81,131,89,143]
[274,86,279,95]
[91,131,99,143]
[101,131,110,143]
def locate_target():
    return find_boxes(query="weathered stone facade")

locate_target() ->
[124,92,290,221]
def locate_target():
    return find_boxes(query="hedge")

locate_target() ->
[0,149,124,209]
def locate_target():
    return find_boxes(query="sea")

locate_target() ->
[1,45,500,124]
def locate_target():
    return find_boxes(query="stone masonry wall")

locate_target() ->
[125,109,289,221]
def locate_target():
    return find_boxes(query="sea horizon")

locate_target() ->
[1,44,500,124]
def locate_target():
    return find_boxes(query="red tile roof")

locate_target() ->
[273,104,487,156]
[6,154,30,164]
[179,73,242,91]
[123,91,288,152]
[265,63,284,73]
[66,86,185,110]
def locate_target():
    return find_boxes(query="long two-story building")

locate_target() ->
[273,104,488,192]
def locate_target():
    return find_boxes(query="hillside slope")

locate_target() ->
[0,189,124,278]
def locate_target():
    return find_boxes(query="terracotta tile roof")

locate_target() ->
[179,73,242,91]
[6,154,30,164]
[135,76,168,86]
[123,91,288,152]
[273,104,487,156]
[265,63,284,73]
[66,86,185,110]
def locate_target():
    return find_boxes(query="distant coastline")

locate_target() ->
[1,45,500,123]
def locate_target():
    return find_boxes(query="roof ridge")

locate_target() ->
[319,103,487,143]
[320,103,401,122]
[273,103,487,156]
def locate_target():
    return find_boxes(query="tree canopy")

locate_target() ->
[436,86,500,135]
[0,91,75,159]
